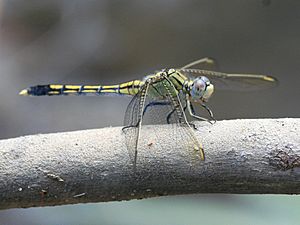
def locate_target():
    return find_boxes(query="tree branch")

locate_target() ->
[0,118,299,210]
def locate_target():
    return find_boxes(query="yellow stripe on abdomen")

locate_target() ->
[119,80,143,95]
[48,91,60,95]
[50,85,64,90]
[32,80,143,96]
[65,85,81,89]
[100,89,117,93]
[81,90,98,93]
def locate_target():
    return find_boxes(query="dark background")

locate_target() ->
[0,0,299,224]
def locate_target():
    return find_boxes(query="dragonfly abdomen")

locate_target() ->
[19,80,144,96]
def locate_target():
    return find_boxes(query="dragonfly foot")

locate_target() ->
[189,122,198,130]
[122,123,139,132]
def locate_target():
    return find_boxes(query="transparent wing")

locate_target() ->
[145,79,205,161]
[179,68,278,91]
[123,78,204,168]
[123,84,148,167]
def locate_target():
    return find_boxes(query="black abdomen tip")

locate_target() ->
[28,85,52,96]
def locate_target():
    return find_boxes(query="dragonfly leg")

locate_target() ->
[143,101,170,116]
[181,100,198,129]
[180,57,218,70]
[142,101,178,125]
[183,102,187,112]
[166,108,176,124]
[166,94,190,124]
[187,96,214,124]
[166,108,196,129]
[188,121,197,130]
[200,102,216,124]
[122,121,140,131]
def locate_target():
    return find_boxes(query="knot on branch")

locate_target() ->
[270,149,300,171]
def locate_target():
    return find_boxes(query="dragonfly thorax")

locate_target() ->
[190,76,214,102]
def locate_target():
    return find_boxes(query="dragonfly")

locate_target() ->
[20,58,277,169]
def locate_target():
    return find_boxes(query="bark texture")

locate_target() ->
[0,118,299,210]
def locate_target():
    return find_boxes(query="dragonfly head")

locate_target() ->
[191,76,214,102]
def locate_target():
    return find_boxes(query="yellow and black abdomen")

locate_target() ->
[19,80,144,96]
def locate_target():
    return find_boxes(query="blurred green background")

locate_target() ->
[0,0,299,224]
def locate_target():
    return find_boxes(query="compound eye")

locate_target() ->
[191,76,213,101]
[195,79,206,91]
[201,76,210,83]
[191,78,206,98]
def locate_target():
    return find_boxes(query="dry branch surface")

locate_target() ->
[0,118,299,210]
